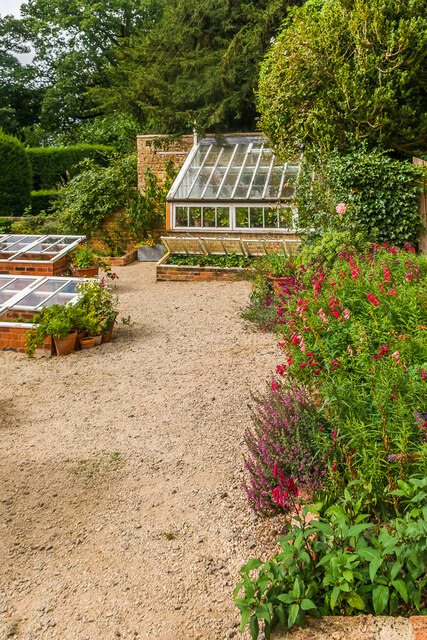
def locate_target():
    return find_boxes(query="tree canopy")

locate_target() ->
[258,0,427,158]
[97,0,304,134]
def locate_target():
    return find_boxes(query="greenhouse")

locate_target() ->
[166,135,300,232]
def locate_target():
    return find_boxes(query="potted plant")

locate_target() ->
[70,243,100,278]
[75,279,118,343]
[25,304,77,357]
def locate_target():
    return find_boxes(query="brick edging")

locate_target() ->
[156,263,247,281]
[101,250,137,267]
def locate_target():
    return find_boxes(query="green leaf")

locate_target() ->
[249,614,259,640]
[293,578,301,599]
[277,593,293,605]
[240,608,251,633]
[331,586,341,609]
[391,579,408,603]
[348,523,372,536]
[311,521,334,536]
[301,598,317,611]
[255,603,271,623]
[343,570,353,583]
[288,603,300,628]
[372,585,389,615]
[241,559,263,574]
[347,592,366,610]
[369,557,383,583]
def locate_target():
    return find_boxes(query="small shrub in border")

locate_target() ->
[235,476,427,638]
[243,382,333,516]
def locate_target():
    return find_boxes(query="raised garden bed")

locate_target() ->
[156,252,255,281]
[0,234,84,276]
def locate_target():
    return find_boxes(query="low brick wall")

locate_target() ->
[101,250,137,267]
[156,263,246,281]
[0,256,68,277]
[0,324,52,354]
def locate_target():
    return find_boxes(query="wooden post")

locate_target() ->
[413,157,427,253]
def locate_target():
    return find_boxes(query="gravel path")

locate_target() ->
[0,262,280,640]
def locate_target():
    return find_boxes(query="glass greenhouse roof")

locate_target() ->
[168,136,300,202]
[0,275,82,318]
[0,234,84,262]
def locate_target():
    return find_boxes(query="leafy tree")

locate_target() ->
[0,16,44,136]
[8,0,165,136]
[258,0,427,158]
[97,0,304,134]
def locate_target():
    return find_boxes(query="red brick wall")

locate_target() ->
[0,325,52,354]
[157,264,246,282]
[0,256,68,277]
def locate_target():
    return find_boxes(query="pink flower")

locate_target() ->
[332,429,337,440]
[335,203,346,214]
[367,293,379,306]
[391,351,400,364]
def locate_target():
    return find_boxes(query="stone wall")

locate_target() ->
[156,264,246,282]
[137,134,194,191]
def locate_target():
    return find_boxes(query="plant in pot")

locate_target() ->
[25,304,77,357]
[78,310,106,348]
[70,243,100,278]
[76,279,119,342]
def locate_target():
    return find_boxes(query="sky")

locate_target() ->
[0,0,23,17]
[1,0,35,62]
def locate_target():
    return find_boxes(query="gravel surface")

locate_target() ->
[0,262,280,640]
[0,263,416,640]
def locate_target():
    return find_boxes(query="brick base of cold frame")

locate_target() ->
[0,325,52,354]
[0,255,68,277]
[156,263,246,281]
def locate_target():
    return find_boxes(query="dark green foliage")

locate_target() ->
[30,189,58,215]
[27,144,114,190]
[53,154,137,234]
[235,478,427,637]
[258,0,427,158]
[296,149,426,246]
[0,130,31,216]
[98,0,304,134]
[166,253,255,268]
[0,217,12,232]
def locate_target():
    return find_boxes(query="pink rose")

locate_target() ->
[335,203,346,214]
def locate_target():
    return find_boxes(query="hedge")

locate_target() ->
[30,190,59,215]
[0,131,32,216]
[27,144,115,190]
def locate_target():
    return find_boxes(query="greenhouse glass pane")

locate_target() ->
[203,168,225,198]
[189,207,202,227]
[281,176,297,199]
[7,278,39,291]
[217,168,240,198]
[236,207,249,228]
[203,207,215,227]
[278,208,293,228]
[217,146,235,168]
[264,207,279,228]
[58,282,79,294]
[250,207,264,228]
[265,167,283,198]
[234,169,256,198]
[249,167,270,199]
[176,206,188,226]
[217,207,230,227]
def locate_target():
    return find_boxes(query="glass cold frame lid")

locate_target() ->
[169,136,300,201]
[0,234,84,261]
[0,275,39,306]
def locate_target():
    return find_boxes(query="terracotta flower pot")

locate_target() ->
[93,334,103,346]
[53,331,77,356]
[75,330,85,351]
[74,266,99,278]
[102,332,112,343]
[79,336,95,350]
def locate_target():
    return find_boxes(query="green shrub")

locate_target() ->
[30,190,58,215]
[0,131,32,216]
[27,144,114,190]
[235,477,427,638]
[296,149,425,246]
[0,217,12,233]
